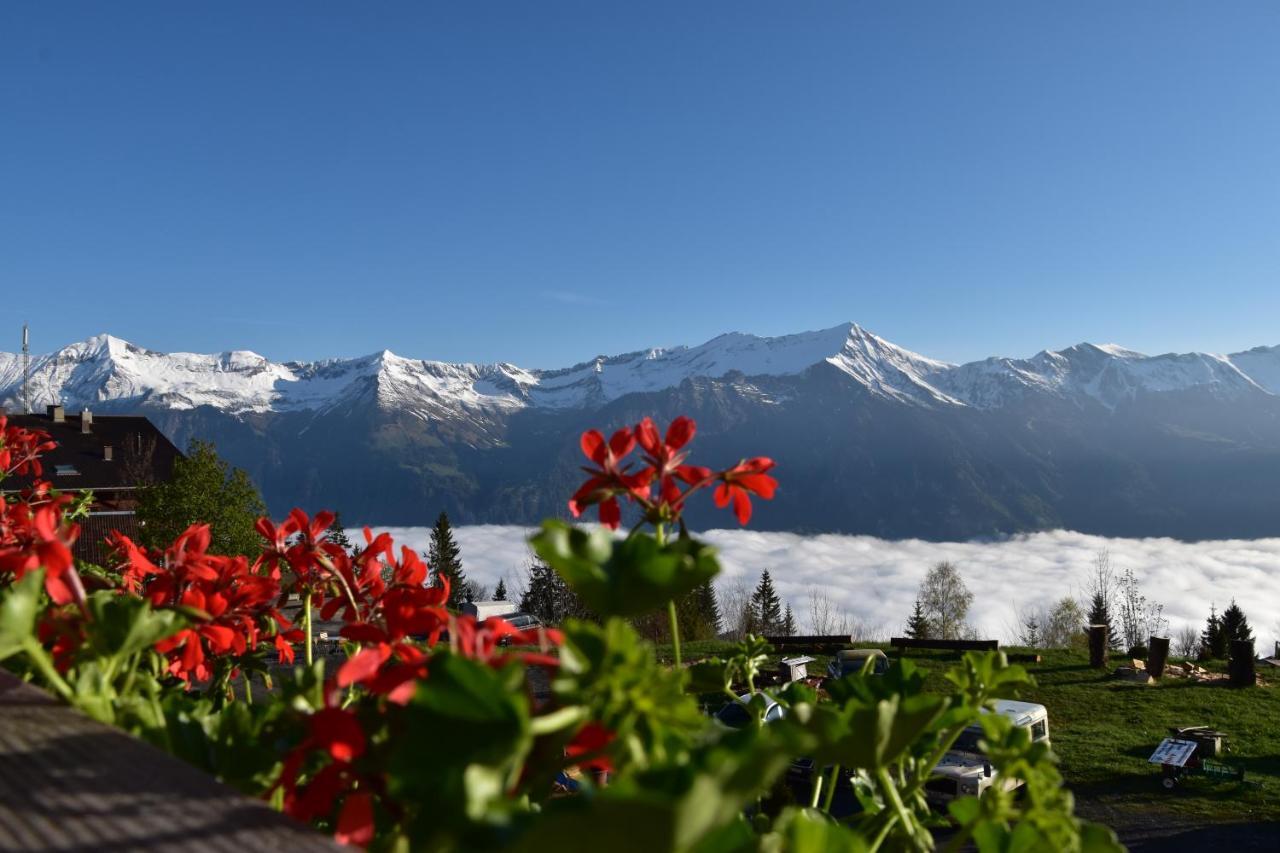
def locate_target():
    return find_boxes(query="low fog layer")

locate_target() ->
[371,525,1280,652]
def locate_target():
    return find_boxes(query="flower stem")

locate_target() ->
[654,522,682,668]
[303,592,313,666]
[877,765,917,846]
[668,598,682,668]
[823,763,841,812]
[22,640,73,701]
[809,770,825,808]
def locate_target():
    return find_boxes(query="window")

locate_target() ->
[765,703,784,722]
[715,702,752,729]
[54,465,80,476]
[1031,719,1048,742]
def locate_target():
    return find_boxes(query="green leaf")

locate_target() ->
[531,521,720,618]
[84,591,187,663]
[0,570,44,660]
[769,807,869,853]
[388,653,532,842]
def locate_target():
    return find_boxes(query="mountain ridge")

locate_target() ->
[4,323,1279,417]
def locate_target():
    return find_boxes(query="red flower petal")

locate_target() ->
[335,792,374,848]
[665,416,696,450]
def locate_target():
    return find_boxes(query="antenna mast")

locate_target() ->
[22,323,31,414]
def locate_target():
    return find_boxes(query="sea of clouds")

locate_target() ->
[370,525,1280,652]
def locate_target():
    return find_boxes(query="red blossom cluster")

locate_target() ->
[0,418,84,607]
[568,416,778,528]
[3,414,761,849]
[110,524,302,681]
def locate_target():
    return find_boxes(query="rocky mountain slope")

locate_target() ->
[4,324,1279,539]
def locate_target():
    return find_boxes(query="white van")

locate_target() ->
[925,699,1050,804]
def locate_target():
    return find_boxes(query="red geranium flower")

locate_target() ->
[714,457,778,525]
[568,427,650,529]
[635,416,713,515]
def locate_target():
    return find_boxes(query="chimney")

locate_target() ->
[81,409,93,433]
[47,404,65,422]
[103,445,114,462]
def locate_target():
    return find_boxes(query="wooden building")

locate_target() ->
[2,405,182,565]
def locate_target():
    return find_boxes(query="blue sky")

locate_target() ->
[3,2,1279,367]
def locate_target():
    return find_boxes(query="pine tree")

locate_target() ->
[326,514,354,555]
[137,439,267,557]
[670,582,724,643]
[519,561,561,624]
[751,570,783,634]
[1199,604,1227,660]
[701,581,721,635]
[781,603,797,636]
[1219,599,1254,644]
[1086,591,1120,651]
[905,598,931,639]
[494,578,507,601]
[428,511,467,609]
[1020,613,1041,648]
[519,560,590,625]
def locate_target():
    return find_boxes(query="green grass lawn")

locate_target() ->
[660,642,1280,827]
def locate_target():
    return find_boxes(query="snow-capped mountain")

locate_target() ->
[4,323,1277,418]
[5,323,1280,541]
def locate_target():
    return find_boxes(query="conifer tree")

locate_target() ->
[695,581,721,638]
[326,514,353,555]
[494,578,507,601]
[751,570,783,634]
[1219,599,1254,644]
[1199,604,1227,659]
[782,603,797,636]
[428,511,467,609]
[1086,591,1121,651]
[1020,613,1041,648]
[905,598,931,639]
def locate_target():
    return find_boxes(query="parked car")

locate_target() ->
[925,699,1050,804]
[826,648,890,680]
[713,692,786,729]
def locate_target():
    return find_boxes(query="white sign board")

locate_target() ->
[1148,738,1198,767]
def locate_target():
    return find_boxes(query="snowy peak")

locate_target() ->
[2,327,1279,418]
[935,341,1271,409]
[1227,345,1280,395]
[827,324,959,405]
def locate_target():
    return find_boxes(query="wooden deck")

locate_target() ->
[0,670,341,852]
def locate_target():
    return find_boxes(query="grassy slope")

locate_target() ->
[661,642,1280,826]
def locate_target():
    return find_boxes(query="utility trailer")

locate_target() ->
[1148,728,1244,790]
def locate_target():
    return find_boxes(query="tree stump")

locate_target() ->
[1147,636,1170,679]
[1228,639,1256,687]
[1088,624,1109,669]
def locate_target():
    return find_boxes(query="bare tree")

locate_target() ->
[717,578,754,641]
[1116,565,1167,651]
[1174,624,1200,659]
[120,432,158,488]
[918,561,973,641]
[808,587,836,636]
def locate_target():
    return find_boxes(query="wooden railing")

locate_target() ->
[0,669,340,852]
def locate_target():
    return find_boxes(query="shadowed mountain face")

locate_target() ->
[5,325,1280,539]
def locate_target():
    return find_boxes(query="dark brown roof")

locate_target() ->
[2,411,182,492]
[75,512,141,568]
